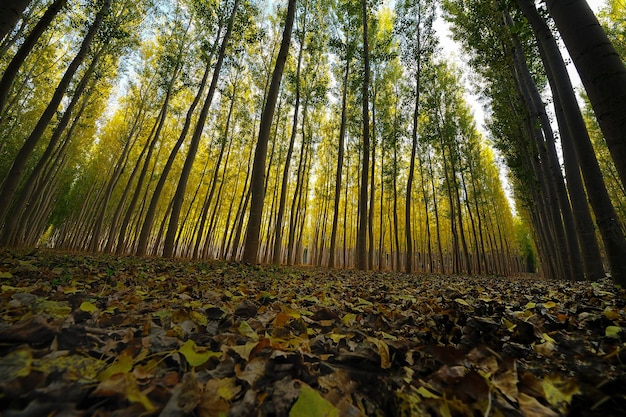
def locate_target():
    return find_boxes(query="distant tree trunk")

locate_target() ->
[242,0,296,264]
[328,57,350,268]
[418,150,433,273]
[392,141,400,271]
[287,112,309,265]
[546,0,626,192]
[0,0,66,116]
[193,84,237,259]
[0,0,31,42]
[0,0,111,225]
[273,14,305,264]
[356,0,370,270]
[162,0,239,258]
[89,133,137,252]
[368,87,377,269]
[0,44,103,245]
[136,20,223,257]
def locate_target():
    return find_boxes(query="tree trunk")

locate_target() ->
[162,0,239,258]
[0,0,31,42]
[272,12,305,264]
[328,56,350,268]
[519,0,626,284]
[0,0,112,224]
[0,0,66,115]
[356,0,370,270]
[242,0,297,264]
[546,0,626,191]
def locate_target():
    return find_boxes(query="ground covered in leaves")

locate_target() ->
[1,249,625,416]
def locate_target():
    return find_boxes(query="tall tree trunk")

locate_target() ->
[0,45,103,245]
[356,0,370,270]
[0,0,31,42]
[546,0,626,191]
[162,0,239,258]
[136,17,224,257]
[272,11,306,264]
[368,87,377,269]
[519,0,626,284]
[0,0,112,224]
[0,0,66,116]
[193,83,237,259]
[328,57,350,268]
[242,0,297,264]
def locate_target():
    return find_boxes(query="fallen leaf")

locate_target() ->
[289,384,339,417]
[179,339,222,367]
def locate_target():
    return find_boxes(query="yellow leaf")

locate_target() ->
[79,301,98,313]
[36,300,72,319]
[216,377,240,401]
[289,385,339,417]
[98,351,133,381]
[416,386,441,399]
[605,326,622,338]
[238,320,259,341]
[0,347,32,379]
[381,332,398,341]
[0,271,12,279]
[604,308,621,321]
[454,298,470,307]
[543,301,557,309]
[94,373,154,411]
[342,313,357,325]
[542,376,580,412]
[125,373,155,411]
[230,341,259,361]
[329,333,345,343]
[179,339,221,367]
[190,310,208,326]
[367,336,391,369]
[357,297,373,306]
[525,302,537,310]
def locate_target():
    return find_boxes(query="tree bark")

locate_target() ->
[356,0,370,270]
[0,0,66,116]
[242,0,297,264]
[546,0,626,192]
[520,0,626,283]
[0,0,31,42]
[0,0,112,225]
[272,7,306,264]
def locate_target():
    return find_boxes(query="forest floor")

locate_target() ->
[0,249,625,416]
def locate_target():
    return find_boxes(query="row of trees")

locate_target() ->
[443,0,626,284]
[0,0,623,281]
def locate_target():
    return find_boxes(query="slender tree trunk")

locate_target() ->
[546,0,626,191]
[0,0,31,42]
[368,87,377,269]
[243,0,296,264]
[328,57,350,268]
[136,19,223,256]
[0,0,66,116]
[356,0,370,270]
[519,0,626,283]
[0,0,112,224]
[0,45,103,245]
[162,0,239,258]
[272,17,305,264]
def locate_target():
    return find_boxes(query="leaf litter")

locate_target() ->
[0,249,625,416]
